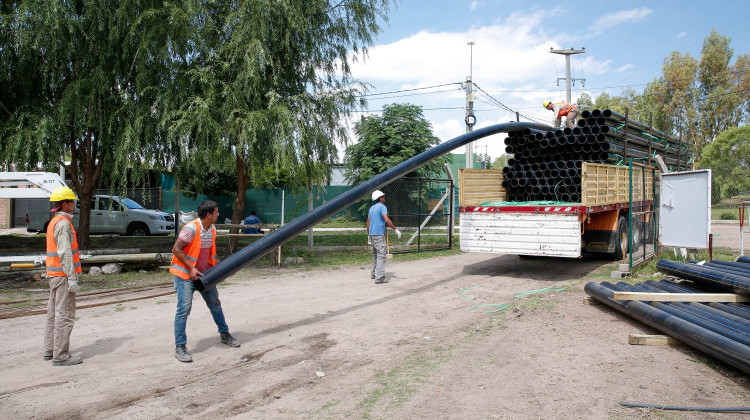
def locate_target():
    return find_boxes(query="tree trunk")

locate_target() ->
[225,152,248,257]
[67,126,104,250]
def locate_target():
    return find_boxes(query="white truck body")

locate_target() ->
[459,209,582,257]
[27,195,174,236]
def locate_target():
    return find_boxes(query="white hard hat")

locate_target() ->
[371,190,385,201]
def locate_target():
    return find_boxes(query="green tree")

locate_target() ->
[1,1,188,248]
[492,155,511,170]
[698,125,750,202]
[576,92,593,111]
[345,103,450,213]
[163,0,391,248]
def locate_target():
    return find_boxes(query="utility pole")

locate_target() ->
[549,47,585,103]
[465,41,476,169]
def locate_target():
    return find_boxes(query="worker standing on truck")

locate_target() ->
[544,100,578,128]
[43,186,83,366]
[169,200,240,363]
[366,190,401,284]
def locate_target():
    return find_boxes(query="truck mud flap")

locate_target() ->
[582,229,616,254]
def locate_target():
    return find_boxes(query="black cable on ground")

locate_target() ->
[620,402,750,412]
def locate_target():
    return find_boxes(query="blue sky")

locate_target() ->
[344,0,750,162]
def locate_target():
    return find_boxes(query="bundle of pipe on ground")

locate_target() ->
[585,256,750,375]
[501,109,693,203]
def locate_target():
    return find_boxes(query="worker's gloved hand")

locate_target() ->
[68,275,79,293]
[395,229,402,239]
[367,236,372,245]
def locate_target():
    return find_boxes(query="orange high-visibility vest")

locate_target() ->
[555,102,577,118]
[45,215,82,277]
[169,218,218,280]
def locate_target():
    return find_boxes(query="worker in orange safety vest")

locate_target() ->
[543,100,579,128]
[43,186,83,366]
[169,200,240,363]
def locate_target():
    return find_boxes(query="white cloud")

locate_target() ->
[589,8,652,37]
[676,31,688,38]
[346,10,613,161]
[615,63,634,73]
[470,1,484,10]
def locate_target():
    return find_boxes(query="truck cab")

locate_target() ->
[27,195,174,236]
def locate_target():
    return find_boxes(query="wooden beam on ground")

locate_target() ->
[583,296,600,305]
[628,334,680,346]
[612,291,750,303]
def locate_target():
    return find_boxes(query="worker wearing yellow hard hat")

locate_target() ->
[49,186,78,212]
[44,184,83,366]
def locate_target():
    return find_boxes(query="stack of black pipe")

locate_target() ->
[501,126,601,202]
[656,258,750,295]
[585,277,750,375]
[501,108,695,203]
[578,109,692,171]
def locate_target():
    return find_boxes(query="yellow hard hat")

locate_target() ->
[543,100,551,108]
[49,186,78,202]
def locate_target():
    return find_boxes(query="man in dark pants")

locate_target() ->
[169,200,240,362]
[366,190,401,284]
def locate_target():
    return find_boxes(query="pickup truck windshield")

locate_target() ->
[121,198,144,210]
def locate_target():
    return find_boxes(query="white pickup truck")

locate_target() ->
[27,195,175,236]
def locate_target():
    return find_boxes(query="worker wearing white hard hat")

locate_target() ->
[43,185,83,366]
[544,100,578,128]
[366,190,401,284]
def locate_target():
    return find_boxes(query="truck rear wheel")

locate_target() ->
[613,216,628,260]
[127,222,150,236]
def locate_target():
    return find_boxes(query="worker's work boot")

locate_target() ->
[52,355,82,366]
[175,345,192,363]
[220,332,240,348]
[43,354,53,361]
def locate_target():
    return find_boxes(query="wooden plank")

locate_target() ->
[628,334,680,346]
[612,291,750,302]
[583,296,600,305]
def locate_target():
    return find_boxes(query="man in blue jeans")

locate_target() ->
[366,190,401,284]
[169,200,240,363]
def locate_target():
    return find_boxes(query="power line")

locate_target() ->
[361,82,463,97]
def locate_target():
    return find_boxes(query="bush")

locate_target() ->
[720,212,737,220]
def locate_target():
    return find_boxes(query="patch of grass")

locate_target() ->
[308,399,342,419]
[115,305,125,312]
[513,293,557,311]
[129,306,137,310]
[355,346,453,419]
[5,300,42,309]
[688,357,721,369]
[156,300,169,304]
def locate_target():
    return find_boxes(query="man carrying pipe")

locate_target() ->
[544,100,578,128]
[366,190,401,284]
[169,200,240,363]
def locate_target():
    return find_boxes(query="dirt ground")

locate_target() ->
[1,252,749,419]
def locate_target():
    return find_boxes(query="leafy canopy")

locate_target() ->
[345,103,449,188]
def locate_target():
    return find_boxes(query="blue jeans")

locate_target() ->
[173,276,229,347]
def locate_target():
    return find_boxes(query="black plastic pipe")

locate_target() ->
[584,281,750,375]
[656,259,750,295]
[195,121,551,291]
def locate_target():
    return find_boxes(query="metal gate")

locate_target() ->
[381,178,454,254]
[628,161,659,267]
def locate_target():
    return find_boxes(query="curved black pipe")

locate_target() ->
[195,121,551,291]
